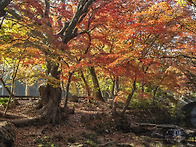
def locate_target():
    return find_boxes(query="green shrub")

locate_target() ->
[0,98,9,108]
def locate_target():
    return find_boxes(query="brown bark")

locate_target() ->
[0,78,17,115]
[0,0,11,9]
[122,78,137,115]
[64,71,74,109]
[152,85,159,105]
[115,77,119,94]
[89,66,105,102]
[0,78,14,99]
[110,79,115,98]
[0,0,11,13]
[110,77,119,98]
[112,99,117,115]
[38,84,62,123]
[111,77,119,114]
[81,71,91,97]
[36,61,63,123]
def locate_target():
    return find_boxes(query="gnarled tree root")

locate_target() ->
[10,107,72,127]
[0,111,24,119]
[11,116,44,127]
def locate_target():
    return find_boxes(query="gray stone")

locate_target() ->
[0,121,15,147]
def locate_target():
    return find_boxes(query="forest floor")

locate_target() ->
[0,99,183,147]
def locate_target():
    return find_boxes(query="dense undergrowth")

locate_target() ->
[129,100,185,125]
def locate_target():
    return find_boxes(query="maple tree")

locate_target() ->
[0,18,44,115]
[176,0,196,7]
[81,1,196,115]
[0,0,112,123]
[0,0,195,124]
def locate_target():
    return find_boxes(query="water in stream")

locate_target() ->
[151,128,196,146]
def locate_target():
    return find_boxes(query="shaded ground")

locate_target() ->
[0,99,181,147]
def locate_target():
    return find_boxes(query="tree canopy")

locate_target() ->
[0,0,195,123]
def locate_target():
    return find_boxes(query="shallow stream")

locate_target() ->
[151,128,196,146]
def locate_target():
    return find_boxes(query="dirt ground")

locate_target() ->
[0,99,163,147]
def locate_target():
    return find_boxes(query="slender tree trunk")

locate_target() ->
[110,77,119,98]
[152,85,159,105]
[81,71,90,97]
[122,78,137,115]
[140,64,149,101]
[0,78,14,97]
[110,78,115,98]
[89,66,105,102]
[25,82,30,96]
[0,78,15,115]
[4,78,16,114]
[115,77,119,95]
[112,77,119,114]
[64,71,74,109]
[152,71,167,105]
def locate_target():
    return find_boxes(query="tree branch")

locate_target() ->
[6,8,22,20]
[161,54,196,60]
[0,0,11,11]
[62,0,94,43]
[44,0,50,17]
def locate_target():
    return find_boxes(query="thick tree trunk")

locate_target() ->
[37,84,62,123]
[89,66,105,102]
[36,63,62,124]
[36,0,95,124]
